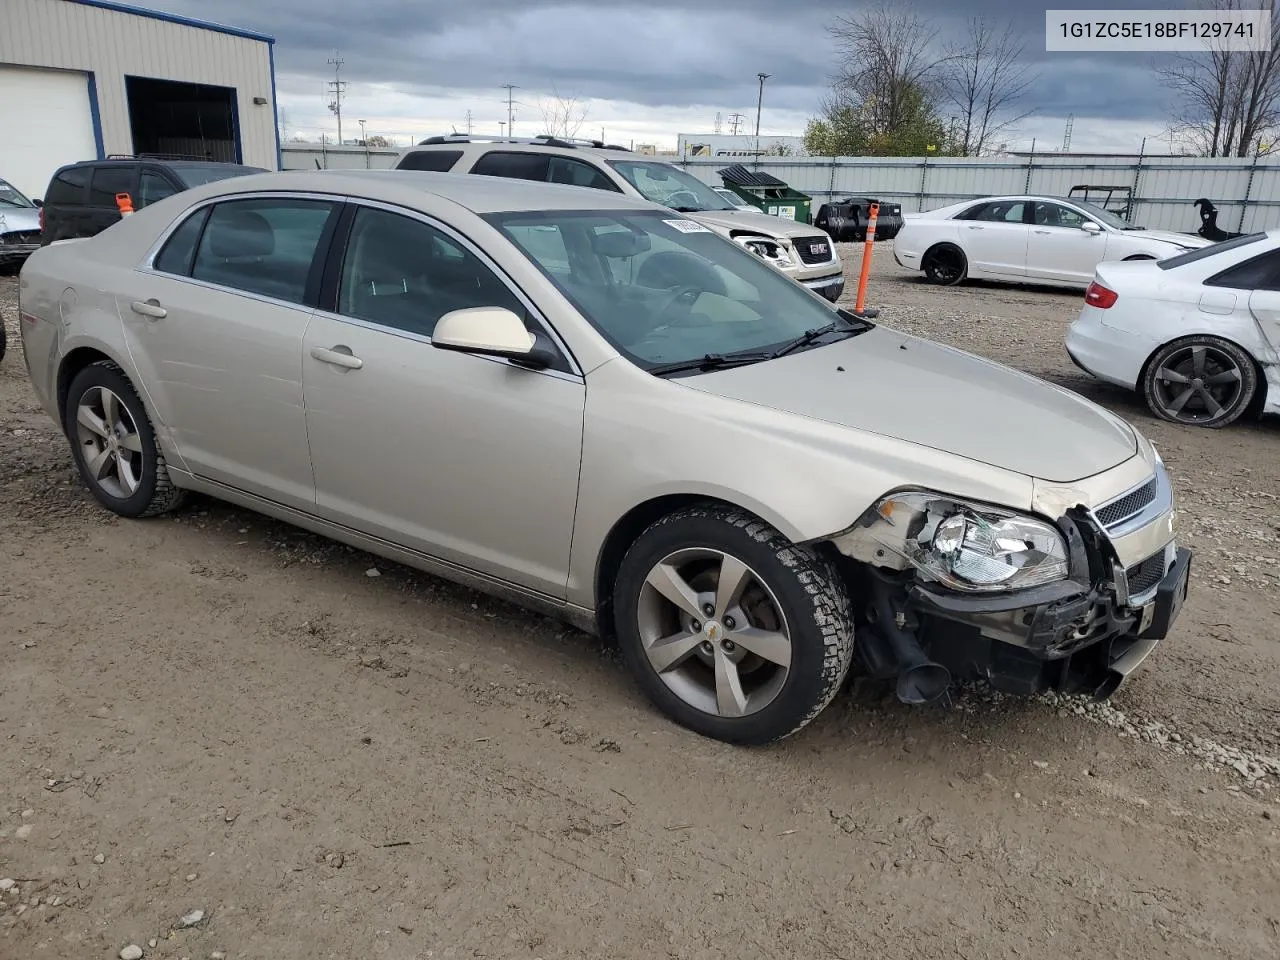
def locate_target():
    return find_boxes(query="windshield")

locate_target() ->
[0,179,34,208]
[606,160,736,212]
[173,164,266,188]
[486,209,871,373]
[1069,198,1130,230]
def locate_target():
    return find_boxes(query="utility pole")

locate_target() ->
[1062,114,1074,152]
[728,113,745,136]
[754,72,771,151]
[464,109,473,135]
[499,121,505,137]
[714,112,723,134]
[501,83,518,137]
[327,50,346,144]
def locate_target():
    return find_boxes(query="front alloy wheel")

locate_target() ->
[1142,336,1257,428]
[614,505,855,745]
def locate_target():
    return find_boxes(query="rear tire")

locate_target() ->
[63,360,188,517]
[612,504,855,745]
[1142,336,1258,428]
[923,244,966,286]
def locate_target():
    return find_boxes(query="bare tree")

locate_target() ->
[1159,0,1280,156]
[537,87,591,140]
[940,17,1037,156]
[824,1,947,138]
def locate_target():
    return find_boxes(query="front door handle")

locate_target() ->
[130,299,167,319]
[967,225,984,230]
[310,346,363,369]
[1034,229,1051,234]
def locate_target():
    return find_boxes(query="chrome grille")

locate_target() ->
[1096,477,1157,529]
[794,236,833,265]
[1125,551,1166,596]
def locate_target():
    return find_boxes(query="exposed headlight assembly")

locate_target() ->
[734,234,794,268]
[866,491,1070,593]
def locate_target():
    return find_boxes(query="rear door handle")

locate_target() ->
[310,346,363,369]
[130,299,167,319]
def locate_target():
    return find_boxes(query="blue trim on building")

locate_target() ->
[85,71,106,159]
[268,42,282,171]
[70,0,275,44]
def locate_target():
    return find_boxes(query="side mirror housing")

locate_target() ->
[431,306,555,369]
[32,198,43,208]
[1081,221,1102,234]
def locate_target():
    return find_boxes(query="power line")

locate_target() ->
[327,50,346,144]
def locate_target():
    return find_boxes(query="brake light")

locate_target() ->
[1085,281,1117,309]
[38,206,45,232]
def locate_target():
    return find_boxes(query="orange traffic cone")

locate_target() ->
[115,192,135,217]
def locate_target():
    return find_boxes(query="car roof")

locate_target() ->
[400,140,646,163]
[173,168,665,215]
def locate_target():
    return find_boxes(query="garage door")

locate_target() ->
[0,64,98,201]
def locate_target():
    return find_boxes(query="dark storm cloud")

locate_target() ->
[143,0,1194,123]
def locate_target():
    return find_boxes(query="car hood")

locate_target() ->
[0,206,40,232]
[689,208,826,239]
[1123,227,1210,248]
[677,327,1138,483]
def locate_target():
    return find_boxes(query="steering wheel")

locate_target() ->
[650,285,704,327]
[665,190,702,210]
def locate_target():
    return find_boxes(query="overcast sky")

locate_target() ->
[141,0,1211,152]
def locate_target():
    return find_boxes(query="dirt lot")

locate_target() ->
[2,244,1279,960]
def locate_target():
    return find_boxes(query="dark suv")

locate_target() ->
[39,155,266,245]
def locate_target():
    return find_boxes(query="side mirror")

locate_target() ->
[1081,221,1102,234]
[32,198,43,208]
[431,306,554,369]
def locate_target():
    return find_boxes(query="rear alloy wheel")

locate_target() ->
[1142,336,1257,428]
[64,360,188,517]
[922,245,966,286]
[613,505,855,745]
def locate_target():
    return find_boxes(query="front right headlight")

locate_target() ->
[868,491,1070,593]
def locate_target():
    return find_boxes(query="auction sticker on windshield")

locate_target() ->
[663,219,712,233]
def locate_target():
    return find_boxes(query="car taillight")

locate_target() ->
[38,207,44,232]
[1085,281,1117,309]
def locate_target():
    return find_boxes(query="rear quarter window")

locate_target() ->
[45,166,91,204]
[89,166,136,206]
[397,150,463,172]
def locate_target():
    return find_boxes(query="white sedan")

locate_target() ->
[1066,230,1280,428]
[894,194,1212,289]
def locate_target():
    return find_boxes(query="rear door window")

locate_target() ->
[546,156,621,191]
[88,166,136,207]
[138,170,179,207]
[470,151,550,181]
[190,197,339,305]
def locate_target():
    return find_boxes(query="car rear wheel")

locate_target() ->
[64,360,188,517]
[922,244,966,285]
[613,504,855,745]
[1142,336,1258,428]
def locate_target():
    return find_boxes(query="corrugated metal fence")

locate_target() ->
[280,145,1280,234]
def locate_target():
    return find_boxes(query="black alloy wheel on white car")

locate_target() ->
[922,244,966,286]
[1142,335,1258,428]
[612,504,856,745]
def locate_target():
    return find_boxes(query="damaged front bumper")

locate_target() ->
[829,463,1191,701]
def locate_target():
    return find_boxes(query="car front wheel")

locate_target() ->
[1142,335,1258,428]
[613,504,855,745]
[63,360,188,517]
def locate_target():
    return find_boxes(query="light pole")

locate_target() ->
[754,72,770,152]
[358,119,368,167]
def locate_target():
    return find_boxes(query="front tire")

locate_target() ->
[922,244,966,286]
[1142,336,1258,428]
[613,504,855,745]
[63,360,188,517]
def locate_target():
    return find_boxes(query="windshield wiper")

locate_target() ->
[770,315,872,359]
[669,205,704,213]
[648,351,775,376]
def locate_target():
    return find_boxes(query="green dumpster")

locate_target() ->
[716,163,813,223]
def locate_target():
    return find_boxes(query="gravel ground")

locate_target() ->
[1,243,1278,960]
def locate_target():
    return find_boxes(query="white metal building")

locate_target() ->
[0,0,279,200]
